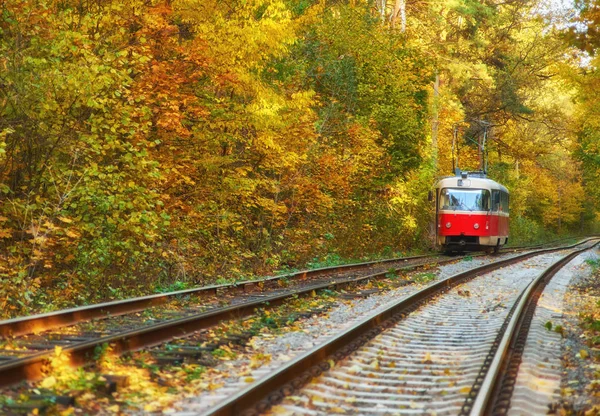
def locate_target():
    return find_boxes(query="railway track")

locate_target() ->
[0,250,490,389]
[0,238,574,340]
[0,253,442,338]
[0,236,576,340]
[201,239,598,416]
[0,238,588,413]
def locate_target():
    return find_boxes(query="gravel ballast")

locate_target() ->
[165,250,562,415]
[508,250,599,415]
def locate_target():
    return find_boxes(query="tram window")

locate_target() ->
[440,188,490,211]
[500,191,509,213]
[492,190,500,211]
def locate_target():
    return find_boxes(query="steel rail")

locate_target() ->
[203,238,597,416]
[1,239,593,390]
[0,252,464,388]
[467,242,598,415]
[0,237,578,338]
[506,236,583,251]
[0,253,441,337]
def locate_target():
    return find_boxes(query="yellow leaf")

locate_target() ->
[459,386,472,394]
[309,394,325,405]
[580,349,589,359]
[40,376,56,389]
[65,229,79,238]
[107,405,119,413]
[58,216,73,224]
[348,364,362,374]
[271,405,294,415]
[79,392,96,402]
[244,377,255,383]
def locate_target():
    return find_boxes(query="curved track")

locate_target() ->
[0,251,478,387]
[0,253,440,338]
[0,237,575,339]
[201,239,597,416]
[0,238,587,396]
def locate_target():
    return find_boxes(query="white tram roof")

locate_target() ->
[435,175,508,193]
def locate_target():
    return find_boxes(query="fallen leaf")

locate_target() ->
[107,405,119,413]
[40,376,56,389]
[348,365,362,374]
[271,405,294,415]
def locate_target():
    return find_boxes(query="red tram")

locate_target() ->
[435,171,509,253]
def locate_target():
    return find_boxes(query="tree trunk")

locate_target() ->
[392,0,406,32]
[432,72,439,172]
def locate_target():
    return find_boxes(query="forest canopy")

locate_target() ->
[0,0,598,317]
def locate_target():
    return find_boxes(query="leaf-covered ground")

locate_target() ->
[557,258,600,414]
[0,252,530,414]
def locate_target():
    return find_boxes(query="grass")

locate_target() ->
[413,272,437,284]
[153,280,193,294]
[585,258,600,271]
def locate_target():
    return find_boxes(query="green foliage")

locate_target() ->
[586,258,600,271]
[182,365,206,382]
[413,272,437,284]
[0,0,598,319]
[307,254,348,269]
[211,348,236,359]
[509,216,550,245]
[154,281,193,294]
[319,289,336,297]
[385,268,399,280]
[554,325,565,336]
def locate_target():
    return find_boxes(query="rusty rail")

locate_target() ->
[204,239,596,416]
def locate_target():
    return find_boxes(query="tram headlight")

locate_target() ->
[445,222,451,229]
[473,223,480,230]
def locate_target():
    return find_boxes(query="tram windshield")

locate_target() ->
[439,188,490,211]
